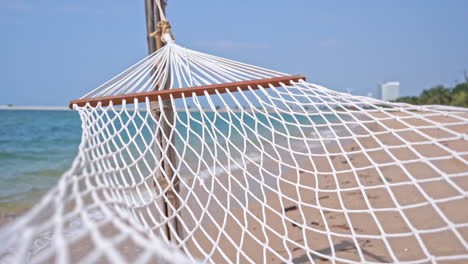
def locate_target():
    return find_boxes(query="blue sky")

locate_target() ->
[0,0,467,106]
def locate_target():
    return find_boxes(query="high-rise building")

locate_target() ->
[378,82,400,101]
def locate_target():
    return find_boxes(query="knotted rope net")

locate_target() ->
[0,43,467,264]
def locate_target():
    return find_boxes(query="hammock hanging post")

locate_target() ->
[144,0,183,244]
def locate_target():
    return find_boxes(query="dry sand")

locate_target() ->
[1,111,467,264]
[181,111,468,263]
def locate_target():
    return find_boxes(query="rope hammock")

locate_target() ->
[0,3,467,264]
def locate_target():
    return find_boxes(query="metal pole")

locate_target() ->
[143,0,182,243]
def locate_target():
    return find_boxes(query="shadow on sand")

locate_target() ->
[289,240,389,264]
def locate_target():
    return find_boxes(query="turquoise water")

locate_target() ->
[0,109,346,210]
[0,110,81,209]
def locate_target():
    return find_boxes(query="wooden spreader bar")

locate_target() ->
[69,75,306,109]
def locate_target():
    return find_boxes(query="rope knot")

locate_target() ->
[150,20,175,47]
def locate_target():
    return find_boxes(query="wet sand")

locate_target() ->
[0,210,25,227]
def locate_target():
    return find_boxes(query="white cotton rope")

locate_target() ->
[0,42,467,264]
[154,0,167,21]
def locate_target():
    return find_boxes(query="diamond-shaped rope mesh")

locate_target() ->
[0,43,467,264]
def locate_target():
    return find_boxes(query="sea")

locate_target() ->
[0,109,350,212]
[0,110,81,210]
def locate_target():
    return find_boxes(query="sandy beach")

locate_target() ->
[180,111,468,263]
[0,210,26,227]
[1,110,467,263]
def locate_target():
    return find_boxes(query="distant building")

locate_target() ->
[378,82,400,101]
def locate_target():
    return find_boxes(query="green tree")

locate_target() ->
[419,85,452,105]
[393,80,468,108]
[453,83,468,94]
[452,91,468,107]
[395,96,420,105]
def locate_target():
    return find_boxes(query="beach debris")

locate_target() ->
[284,205,298,212]
[330,224,360,232]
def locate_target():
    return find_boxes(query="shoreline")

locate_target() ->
[0,105,71,111]
[0,105,343,114]
[0,106,246,113]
